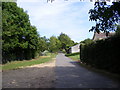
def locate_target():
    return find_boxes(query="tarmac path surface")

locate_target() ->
[2,53,120,88]
[55,53,120,88]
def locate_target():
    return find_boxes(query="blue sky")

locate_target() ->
[17,0,96,42]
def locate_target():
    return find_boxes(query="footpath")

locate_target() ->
[55,53,120,88]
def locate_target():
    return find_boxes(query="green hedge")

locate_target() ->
[80,35,120,74]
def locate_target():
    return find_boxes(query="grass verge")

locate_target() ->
[2,53,57,70]
[65,52,80,61]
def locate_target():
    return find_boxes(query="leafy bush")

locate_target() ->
[2,2,43,63]
[80,35,120,74]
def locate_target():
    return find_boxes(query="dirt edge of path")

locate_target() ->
[2,58,56,88]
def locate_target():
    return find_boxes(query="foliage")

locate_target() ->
[47,33,75,53]
[48,36,61,53]
[39,36,48,52]
[80,35,120,74]
[47,33,76,53]
[73,42,79,46]
[80,38,93,45]
[2,2,43,63]
[58,33,74,54]
[89,2,120,34]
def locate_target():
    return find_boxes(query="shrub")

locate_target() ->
[80,35,120,74]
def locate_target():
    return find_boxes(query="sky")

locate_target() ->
[17,0,96,42]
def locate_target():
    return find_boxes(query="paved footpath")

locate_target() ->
[55,53,120,88]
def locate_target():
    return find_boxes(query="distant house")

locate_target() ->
[70,44,80,53]
[92,32,115,41]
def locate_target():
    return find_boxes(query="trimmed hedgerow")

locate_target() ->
[80,35,120,74]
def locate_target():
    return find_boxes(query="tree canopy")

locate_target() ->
[48,36,61,53]
[47,33,76,53]
[89,2,120,34]
[58,33,74,53]
[2,2,43,63]
[80,38,93,45]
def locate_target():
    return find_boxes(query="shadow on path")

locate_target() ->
[55,53,120,88]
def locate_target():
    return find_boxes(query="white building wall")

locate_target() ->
[71,44,80,53]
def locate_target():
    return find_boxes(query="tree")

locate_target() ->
[80,38,93,45]
[48,36,61,53]
[38,36,48,52]
[89,2,120,34]
[2,2,41,63]
[58,33,74,53]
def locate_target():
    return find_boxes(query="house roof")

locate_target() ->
[93,32,115,41]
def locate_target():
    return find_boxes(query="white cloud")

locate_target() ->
[17,0,95,42]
